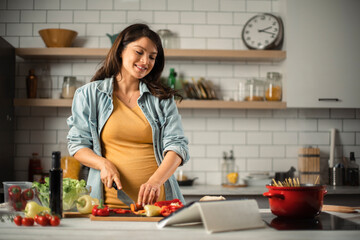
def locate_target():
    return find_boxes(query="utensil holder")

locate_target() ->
[329,166,345,186]
[298,147,320,184]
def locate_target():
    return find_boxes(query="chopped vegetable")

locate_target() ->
[227,172,239,184]
[111,208,131,214]
[21,188,34,200]
[32,177,88,210]
[144,205,161,217]
[130,203,146,215]
[154,199,184,217]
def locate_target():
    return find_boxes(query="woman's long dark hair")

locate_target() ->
[91,23,180,100]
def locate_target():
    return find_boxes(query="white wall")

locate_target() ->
[1,0,359,185]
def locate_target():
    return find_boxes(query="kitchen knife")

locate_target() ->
[112,182,137,210]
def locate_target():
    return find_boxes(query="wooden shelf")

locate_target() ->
[14,98,286,109]
[15,48,286,61]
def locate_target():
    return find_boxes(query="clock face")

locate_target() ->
[242,13,283,50]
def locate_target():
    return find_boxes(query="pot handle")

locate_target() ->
[323,189,328,195]
[263,192,285,200]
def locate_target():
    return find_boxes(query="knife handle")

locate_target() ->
[112,182,118,190]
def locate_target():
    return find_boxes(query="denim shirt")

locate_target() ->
[66,77,189,203]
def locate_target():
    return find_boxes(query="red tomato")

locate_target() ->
[44,213,52,221]
[34,214,39,223]
[36,216,49,226]
[13,215,22,226]
[49,215,60,226]
[21,217,34,226]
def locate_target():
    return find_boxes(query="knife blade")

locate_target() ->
[112,182,137,210]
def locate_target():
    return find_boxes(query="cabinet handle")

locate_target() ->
[318,98,340,102]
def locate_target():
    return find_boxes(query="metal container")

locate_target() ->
[329,164,345,186]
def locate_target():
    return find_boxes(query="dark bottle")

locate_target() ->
[49,151,63,218]
[168,68,176,89]
[346,152,359,186]
[26,69,38,98]
[28,153,42,182]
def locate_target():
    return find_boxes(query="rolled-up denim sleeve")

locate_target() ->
[67,89,93,156]
[161,98,189,165]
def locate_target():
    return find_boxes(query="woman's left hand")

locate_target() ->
[138,181,161,206]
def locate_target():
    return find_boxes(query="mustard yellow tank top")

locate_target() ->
[101,95,165,208]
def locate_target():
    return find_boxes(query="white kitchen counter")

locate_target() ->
[180,185,360,196]
[0,210,359,240]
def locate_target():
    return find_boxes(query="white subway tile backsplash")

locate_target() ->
[299,132,329,145]
[154,11,180,24]
[100,11,126,23]
[166,24,192,37]
[15,130,30,143]
[72,62,100,76]
[193,132,219,144]
[31,107,57,116]
[273,132,297,145]
[21,10,46,23]
[246,0,271,12]
[179,38,206,49]
[234,145,259,157]
[247,132,272,144]
[127,11,153,23]
[343,119,360,131]
[247,158,272,172]
[59,23,86,35]
[140,0,165,10]
[194,0,219,11]
[16,144,43,157]
[180,12,206,24]
[194,25,219,38]
[179,63,206,77]
[114,0,140,10]
[356,133,360,145]
[0,10,20,22]
[8,0,34,10]
[34,23,59,34]
[20,37,44,47]
[220,0,245,12]
[331,109,356,119]
[17,117,44,130]
[338,132,355,145]
[220,132,245,144]
[220,25,241,38]
[31,130,57,143]
[88,0,113,10]
[206,172,221,185]
[0,24,4,35]
[7,23,32,36]
[287,119,317,131]
[318,119,342,131]
[234,118,259,131]
[207,118,232,130]
[205,145,233,158]
[260,119,285,131]
[193,109,220,118]
[74,11,99,23]
[207,12,232,24]
[207,38,233,49]
[47,10,73,23]
[299,109,329,119]
[182,118,206,131]
[58,107,72,117]
[44,117,68,130]
[247,109,272,118]
[220,109,246,118]
[273,109,298,118]
[273,158,298,172]
[35,0,60,10]
[233,12,255,25]
[234,64,259,77]
[260,145,285,158]
[61,0,86,10]
[286,146,300,158]
[168,0,192,11]
[0,0,6,9]
[86,23,112,36]
[14,157,28,171]
[189,145,206,157]
[193,158,219,171]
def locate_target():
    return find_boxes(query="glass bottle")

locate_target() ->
[265,72,282,101]
[157,29,172,48]
[221,151,235,185]
[168,68,176,89]
[49,151,63,218]
[26,69,38,98]
[244,78,265,101]
[28,153,42,182]
[61,76,77,99]
[39,65,52,98]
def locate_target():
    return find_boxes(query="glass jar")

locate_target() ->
[244,78,265,101]
[265,72,282,101]
[61,76,76,99]
[61,156,81,180]
[157,29,173,48]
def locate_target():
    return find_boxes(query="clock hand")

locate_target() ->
[258,26,272,32]
[261,30,276,35]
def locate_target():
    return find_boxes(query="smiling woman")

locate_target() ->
[66,23,189,209]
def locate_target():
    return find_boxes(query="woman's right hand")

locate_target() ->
[100,159,122,189]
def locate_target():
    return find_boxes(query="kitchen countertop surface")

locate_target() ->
[180,185,360,196]
[0,209,359,240]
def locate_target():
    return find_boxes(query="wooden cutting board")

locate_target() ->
[90,212,163,222]
[322,205,360,213]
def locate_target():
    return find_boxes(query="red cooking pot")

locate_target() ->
[263,184,327,218]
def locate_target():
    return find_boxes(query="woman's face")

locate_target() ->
[120,37,158,81]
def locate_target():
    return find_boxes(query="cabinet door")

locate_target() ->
[285,0,360,108]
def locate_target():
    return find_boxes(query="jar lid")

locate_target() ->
[267,72,281,79]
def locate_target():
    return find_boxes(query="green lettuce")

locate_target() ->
[32,178,88,210]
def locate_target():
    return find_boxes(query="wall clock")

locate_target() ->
[242,13,284,50]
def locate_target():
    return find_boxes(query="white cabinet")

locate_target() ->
[285,0,360,108]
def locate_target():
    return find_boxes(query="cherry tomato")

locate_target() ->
[49,215,60,226]
[44,213,52,221]
[34,214,39,223]
[13,215,22,226]
[21,217,34,226]
[36,215,49,226]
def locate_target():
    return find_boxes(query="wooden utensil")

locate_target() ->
[322,205,360,213]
